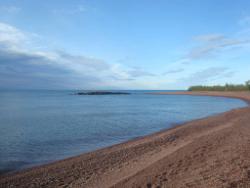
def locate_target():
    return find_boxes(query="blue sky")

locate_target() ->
[0,0,250,89]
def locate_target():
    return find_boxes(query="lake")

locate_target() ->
[0,90,247,173]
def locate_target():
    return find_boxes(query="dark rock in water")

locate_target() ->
[76,91,130,95]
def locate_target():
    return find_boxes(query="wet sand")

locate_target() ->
[1,91,250,188]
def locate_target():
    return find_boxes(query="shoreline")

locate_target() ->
[153,91,250,105]
[1,91,250,188]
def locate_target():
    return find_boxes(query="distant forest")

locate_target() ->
[188,81,250,91]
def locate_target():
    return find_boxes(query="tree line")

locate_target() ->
[188,80,250,91]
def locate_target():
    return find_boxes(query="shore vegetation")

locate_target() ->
[188,80,250,91]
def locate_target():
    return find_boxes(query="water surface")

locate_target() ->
[0,90,247,173]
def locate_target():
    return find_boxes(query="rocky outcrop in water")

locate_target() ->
[76,91,130,95]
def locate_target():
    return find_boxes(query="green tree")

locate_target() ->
[246,80,250,90]
[188,81,250,91]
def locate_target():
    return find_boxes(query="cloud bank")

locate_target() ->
[0,20,247,90]
[0,22,155,89]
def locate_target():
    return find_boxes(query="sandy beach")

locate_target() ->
[1,91,250,188]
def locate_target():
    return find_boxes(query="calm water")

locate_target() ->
[0,90,247,173]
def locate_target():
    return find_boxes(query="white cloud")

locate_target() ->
[194,34,225,42]
[127,68,155,77]
[0,22,155,89]
[186,34,250,60]
[0,22,27,48]
[0,5,21,14]
[52,5,87,15]
[179,67,233,85]
[162,68,184,75]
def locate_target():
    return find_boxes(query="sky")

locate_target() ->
[0,0,250,90]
